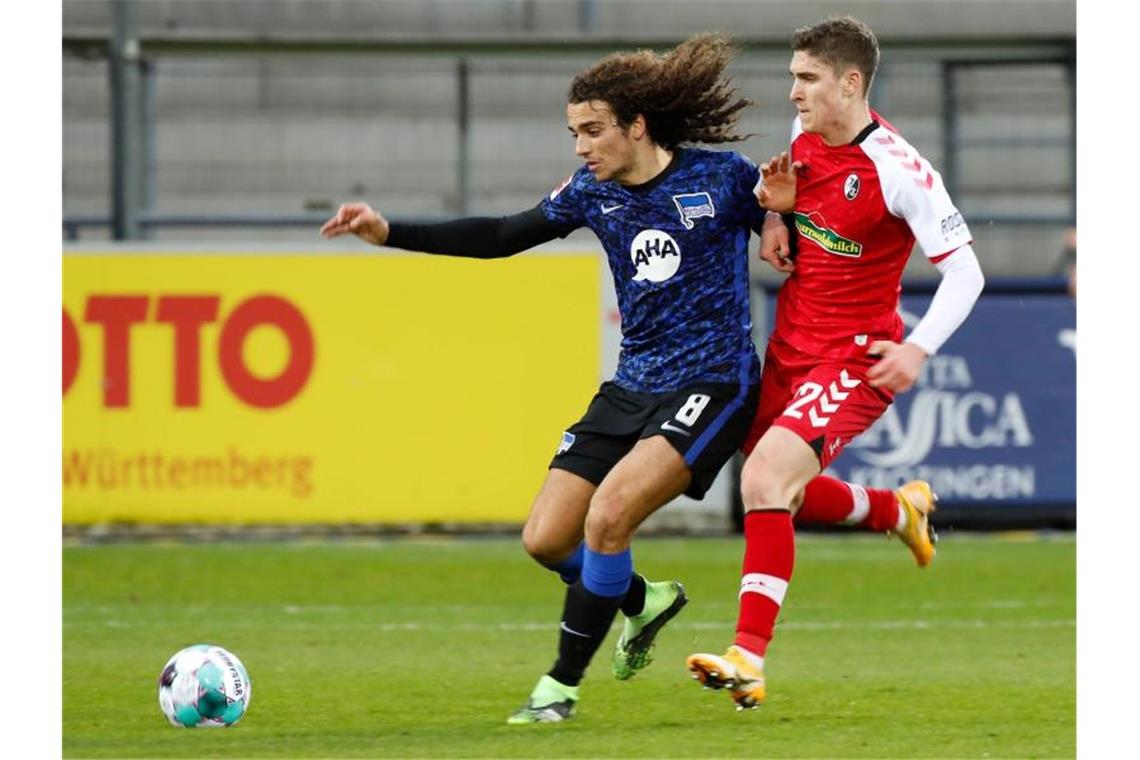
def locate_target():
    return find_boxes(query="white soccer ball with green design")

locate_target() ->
[157,644,251,727]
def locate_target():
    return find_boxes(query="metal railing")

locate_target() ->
[64,4,1076,241]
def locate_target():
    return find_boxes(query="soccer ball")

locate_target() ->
[157,644,252,728]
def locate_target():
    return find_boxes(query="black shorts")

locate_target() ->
[550,380,760,500]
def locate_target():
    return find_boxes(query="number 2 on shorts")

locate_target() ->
[782,382,824,419]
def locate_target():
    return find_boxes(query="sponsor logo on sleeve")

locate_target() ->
[672,192,716,229]
[940,211,967,240]
[549,174,573,201]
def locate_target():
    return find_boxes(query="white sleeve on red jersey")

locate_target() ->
[860,128,972,259]
[905,244,985,355]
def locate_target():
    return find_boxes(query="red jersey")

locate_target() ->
[773,112,973,360]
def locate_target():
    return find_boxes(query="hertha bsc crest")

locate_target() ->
[844,174,860,201]
[672,192,716,229]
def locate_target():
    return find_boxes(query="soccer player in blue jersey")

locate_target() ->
[321,34,780,723]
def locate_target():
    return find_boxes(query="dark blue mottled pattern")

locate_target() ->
[541,148,764,393]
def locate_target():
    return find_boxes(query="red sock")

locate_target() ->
[734,510,795,657]
[796,476,900,532]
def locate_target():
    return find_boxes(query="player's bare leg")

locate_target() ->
[687,427,818,710]
[523,467,658,606]
[520,465,683,676]
[509,437,691,723]
[521,468,595,576]
[575,437,690,680]
[582,435,692,552]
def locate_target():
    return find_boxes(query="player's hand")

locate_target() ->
[866,341,927,392]
[759,211,795,273]
[320,202,390,246]
[756,151,801,214]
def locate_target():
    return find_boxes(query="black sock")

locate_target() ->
[547,579,624,687]
[619,573,647,618]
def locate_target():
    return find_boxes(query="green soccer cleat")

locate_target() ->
[612,580,689,680]
[505,675,579,724]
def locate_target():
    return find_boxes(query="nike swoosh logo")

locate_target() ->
[560,621,592,638]
[660,420,692,436]
[601,204,624,214]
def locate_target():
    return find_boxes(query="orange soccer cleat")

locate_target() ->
[685,646,767,711]
[894,480,939,567]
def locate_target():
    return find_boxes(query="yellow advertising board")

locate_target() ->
[63,252,600,524]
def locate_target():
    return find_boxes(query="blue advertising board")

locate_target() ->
[760,280,1075,515]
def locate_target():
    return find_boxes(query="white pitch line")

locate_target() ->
[68,598,1070,616]
[364,619,1075,633]
[69,617,1075,632]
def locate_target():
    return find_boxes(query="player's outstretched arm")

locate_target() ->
[756,151,801,214]
[321,203,564,260]
[321,202,390,246]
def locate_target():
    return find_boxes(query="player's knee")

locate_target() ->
[741,477,786,513]
[520,520,571,566]
[740,458,794,513]
[584,490,635,552]
[789,487,806,515]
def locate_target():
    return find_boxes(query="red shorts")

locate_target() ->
[742,339,894,468]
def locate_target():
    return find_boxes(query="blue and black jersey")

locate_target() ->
[540,148,764,392]
[386,147,765,394]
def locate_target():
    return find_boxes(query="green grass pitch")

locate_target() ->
[63,533,1074,758]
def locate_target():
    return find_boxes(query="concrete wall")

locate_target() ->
[63,1,1076,275]
[64,0,1076,40]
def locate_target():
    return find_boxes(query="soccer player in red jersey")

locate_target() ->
[687,16,985,710]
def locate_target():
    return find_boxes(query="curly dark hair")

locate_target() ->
[568,33,752,150]
[792,16,880,96]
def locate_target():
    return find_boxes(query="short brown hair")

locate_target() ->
[792,16,880,96]
[568,33,752,150]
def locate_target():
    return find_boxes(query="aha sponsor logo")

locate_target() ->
[63,293,315,409]
[630,229,682,283]
[794,211,863,258]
